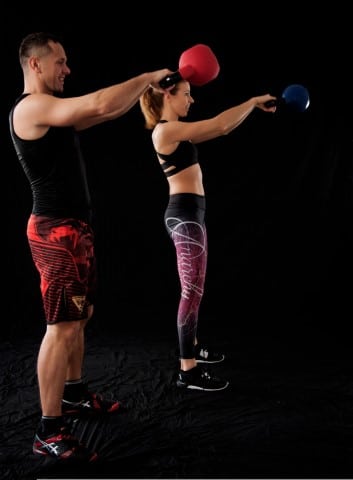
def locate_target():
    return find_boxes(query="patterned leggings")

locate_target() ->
[164,194,207,359]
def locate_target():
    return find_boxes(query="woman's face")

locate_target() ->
[171,81,194,117]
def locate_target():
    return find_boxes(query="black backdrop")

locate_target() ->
[2,5,353,480]
[2,5,352,340]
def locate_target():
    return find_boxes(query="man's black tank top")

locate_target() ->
[9,93,92,223]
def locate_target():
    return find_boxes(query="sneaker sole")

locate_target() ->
[177,380,229,391]
[196,355,225,364]
[33,446,98,462]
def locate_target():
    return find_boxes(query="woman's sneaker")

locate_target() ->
[33,425,98,462]
[195,344,225,364]
[176,366,229,391]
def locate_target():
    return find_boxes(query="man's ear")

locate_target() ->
[29,56,41,73]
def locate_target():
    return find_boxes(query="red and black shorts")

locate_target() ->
[27,215,97,324]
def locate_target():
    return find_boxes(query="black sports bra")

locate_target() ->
[156,120,199,178]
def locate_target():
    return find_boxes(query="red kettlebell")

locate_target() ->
[159,44,220,88]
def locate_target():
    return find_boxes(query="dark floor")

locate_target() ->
[2,311,353,480]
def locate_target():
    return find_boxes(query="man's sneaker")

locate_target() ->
[195,344,225,364]
[62,386,121,416]
[176,366,229,391]
[33,426,98,461]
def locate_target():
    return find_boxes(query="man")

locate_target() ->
[9,31,171,462]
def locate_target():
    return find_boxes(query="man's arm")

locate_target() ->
[13,69,172,138]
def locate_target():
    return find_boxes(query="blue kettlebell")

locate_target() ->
[282,84,310,112]
[265,84,310,112]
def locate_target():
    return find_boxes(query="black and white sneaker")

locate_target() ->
[33,425,98,461]
[176,366,229,391]
[195,344,225,364]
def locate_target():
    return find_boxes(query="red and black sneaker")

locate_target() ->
[33,425,98,462]
[62,387,121,416]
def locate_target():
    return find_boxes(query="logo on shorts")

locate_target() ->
[72,296,86,313]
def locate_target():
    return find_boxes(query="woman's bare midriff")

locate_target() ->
[164,163,205,196]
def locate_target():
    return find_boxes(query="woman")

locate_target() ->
[140,80,276,392]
